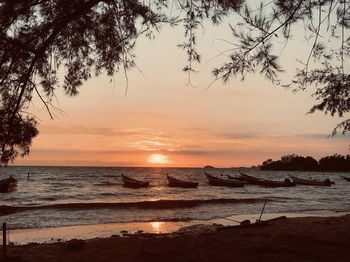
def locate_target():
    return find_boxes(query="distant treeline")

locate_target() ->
[260,154,350,172]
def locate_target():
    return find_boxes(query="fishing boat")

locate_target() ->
[0,176,17,193]
[167,175,199,188]
[289,175,334,186]
[341,176,350,182]
[121,174,150,188]
[235,173,262,183]
[204,172,245,187]
[236,172,295,187]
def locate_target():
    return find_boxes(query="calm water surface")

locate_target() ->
[0,166,349,229]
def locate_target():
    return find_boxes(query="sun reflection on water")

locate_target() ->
[150,221,163,233]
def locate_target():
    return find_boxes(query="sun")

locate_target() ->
[147,154,169,165]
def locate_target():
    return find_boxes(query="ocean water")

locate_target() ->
[0,166,349,229]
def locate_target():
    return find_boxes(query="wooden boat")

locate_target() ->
[167,175,198,188]
[341,176,350,182]
[236,172,262,183]
[121,174,150,188]
[204,172,245,187]
[289,175,334,186]
[237,172,295,187]
[0,176,17,193]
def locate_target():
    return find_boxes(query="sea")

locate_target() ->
[1,166,350,230]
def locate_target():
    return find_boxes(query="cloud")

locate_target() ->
[40,125,152,137]
[143,148,231,156]
[15,159,140,167]
[297,133,350,140]
[215,131,350,141]
[28,148,139,155]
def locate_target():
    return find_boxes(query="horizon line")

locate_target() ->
[7,164,254,169]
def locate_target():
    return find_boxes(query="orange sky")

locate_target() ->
[14,17,349,168]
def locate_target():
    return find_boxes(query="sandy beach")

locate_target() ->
[3,214,350,262]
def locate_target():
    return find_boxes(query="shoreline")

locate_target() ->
[8,209,350,245]
[4,212,350,262]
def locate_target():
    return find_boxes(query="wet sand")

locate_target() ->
[3,214,350,262]
[8,210,349,245]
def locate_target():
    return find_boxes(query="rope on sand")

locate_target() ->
[222,201,268,225]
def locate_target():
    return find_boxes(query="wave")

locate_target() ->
[0,197,267,216]
[93,182,121,186]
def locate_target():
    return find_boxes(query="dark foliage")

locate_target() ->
[261,154,350,172]
[0,109,38,166]
[319,154,350,172]
[210,0,349,135]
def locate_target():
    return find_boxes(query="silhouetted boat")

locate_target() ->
[237,172,295,187]
[0,176,17,193]
[205,172,245,187]
[121,174,150,188]
[289,175,334,186]
[341,176,350,182]
[166,175,198,188]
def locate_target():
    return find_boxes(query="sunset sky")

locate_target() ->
[15,17,349,167]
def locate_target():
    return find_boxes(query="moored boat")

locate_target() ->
[0,176,17,193]
[237,172,295,187]
[167,175,198,188]
[121,174,150,188]
[289,175,334,186]
[205,172,245,187]
[341,176,350,182]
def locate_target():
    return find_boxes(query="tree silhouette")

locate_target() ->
[260,154,350,171]
[0,108,38,166]
[319,154,350,171]
[0,0,349,165]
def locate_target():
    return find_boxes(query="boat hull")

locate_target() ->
[341,176,350,182]
[122,180,149,188]
[121,174,150,188]
[238,172,295,187]
[205,172,245,187]
[0,177,17,193]
[289,175,334,186]
[168,182,198,188]
[167,175,198,188]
